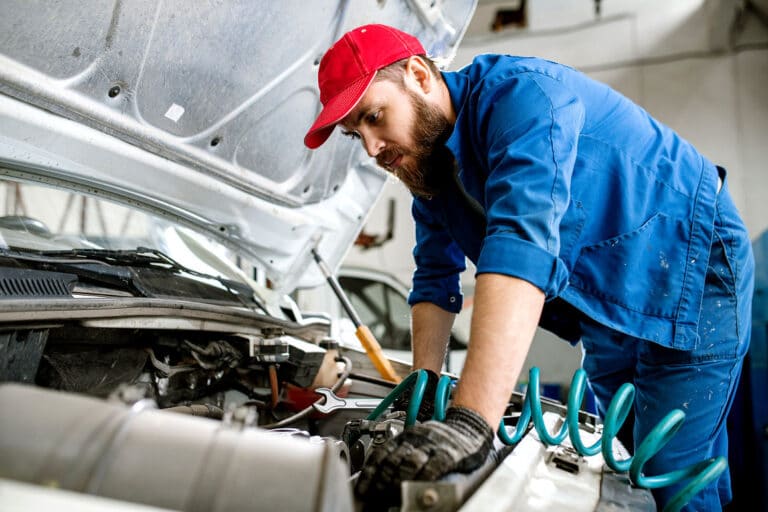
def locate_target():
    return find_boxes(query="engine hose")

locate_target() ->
[378,367,727,512]
[566,368,602,456]
[365,369,428,426]
[431,374,454,421]
[496,388,532,445]
[502,367,727,512]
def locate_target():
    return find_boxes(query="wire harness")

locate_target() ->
[371,367,727,512]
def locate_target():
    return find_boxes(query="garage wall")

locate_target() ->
[343,0,768,386]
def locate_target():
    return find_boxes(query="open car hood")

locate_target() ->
[0,0,476,296]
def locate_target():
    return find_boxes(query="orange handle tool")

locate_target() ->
[311,248,401,383]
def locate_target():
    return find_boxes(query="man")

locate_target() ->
[304,24,754,511]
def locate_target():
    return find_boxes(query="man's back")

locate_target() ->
[431,54,722,347]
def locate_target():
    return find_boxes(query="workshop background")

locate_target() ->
[339,1,768,507]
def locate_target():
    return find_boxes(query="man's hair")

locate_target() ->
[375,55,442,87]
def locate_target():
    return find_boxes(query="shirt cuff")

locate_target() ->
[476,233,569,299]
[408,276,463,313]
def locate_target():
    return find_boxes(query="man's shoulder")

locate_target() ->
[448,55,583,107]
[455,54,569,80]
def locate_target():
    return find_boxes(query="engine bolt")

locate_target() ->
[419,487,439,508]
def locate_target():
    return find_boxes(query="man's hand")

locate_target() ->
[391,369,440,422]
[354,406,494,506]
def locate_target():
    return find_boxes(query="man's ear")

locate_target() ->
[405,56,434,94]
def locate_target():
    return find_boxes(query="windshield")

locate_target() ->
[0,178,258,292]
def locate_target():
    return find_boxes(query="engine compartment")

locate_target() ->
[0,316,408,511]
[1,308,664,512]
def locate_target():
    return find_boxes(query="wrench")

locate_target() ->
[313,387,384,414]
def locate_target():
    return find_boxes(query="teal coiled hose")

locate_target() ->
[431,374,453,421]
[366,368,428,426]
[370,367,727,512]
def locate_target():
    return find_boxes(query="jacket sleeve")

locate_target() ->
[407,197,466,313]
[475,71,584,299]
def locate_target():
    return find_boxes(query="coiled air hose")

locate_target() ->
[369,367,727,512]
[366,368,430,426]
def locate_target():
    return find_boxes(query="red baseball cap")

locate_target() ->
[304,24,426,149]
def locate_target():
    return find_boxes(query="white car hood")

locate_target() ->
[0,0,476,296]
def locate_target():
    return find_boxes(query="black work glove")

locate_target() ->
[354,406,494,507]
[391,369,440,422]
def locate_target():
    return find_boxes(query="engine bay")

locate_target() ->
[0,308,657,512]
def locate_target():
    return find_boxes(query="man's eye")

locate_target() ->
[342,131,361,140]
[367,111,380,124]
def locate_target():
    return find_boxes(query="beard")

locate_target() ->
[380,90,452,198]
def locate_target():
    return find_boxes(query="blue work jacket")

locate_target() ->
[407,54,721,349]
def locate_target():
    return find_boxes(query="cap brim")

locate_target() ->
[304,72,377,149]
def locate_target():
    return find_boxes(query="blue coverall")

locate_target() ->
[407,54,754,510]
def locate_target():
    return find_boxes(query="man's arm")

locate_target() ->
[452,272,545,428]
[354,272,545,503]
[410,301,456,373]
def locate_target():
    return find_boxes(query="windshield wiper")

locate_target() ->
[36,247,191,270]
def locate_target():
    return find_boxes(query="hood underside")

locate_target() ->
[0,0,476,295]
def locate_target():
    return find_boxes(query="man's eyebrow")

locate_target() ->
[346,103,379,128]
[342,109,366,130]
[354,107,370,126]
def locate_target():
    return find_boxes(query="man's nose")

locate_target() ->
[362,135,385,157]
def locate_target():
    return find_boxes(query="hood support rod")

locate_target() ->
[311,248,401,383]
